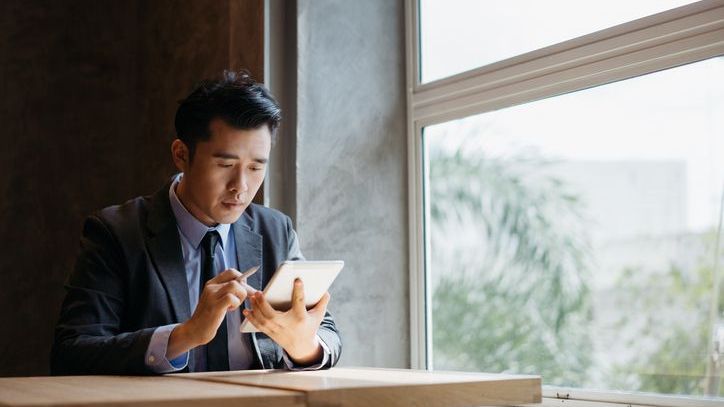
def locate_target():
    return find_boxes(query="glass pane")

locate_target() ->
[425,56,724,398]
[420,0,695,83]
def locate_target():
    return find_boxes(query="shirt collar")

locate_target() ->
[168,173,231,250]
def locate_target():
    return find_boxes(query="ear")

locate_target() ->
[171,139,190,172]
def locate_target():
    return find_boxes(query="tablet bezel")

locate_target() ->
[240,260,344,333]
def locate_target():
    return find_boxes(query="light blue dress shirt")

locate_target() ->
[144,174,329,372]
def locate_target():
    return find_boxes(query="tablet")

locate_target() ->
[240,260,344,333]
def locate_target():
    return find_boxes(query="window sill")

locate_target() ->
[513,386,724,407]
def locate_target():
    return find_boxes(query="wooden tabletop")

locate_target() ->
[174,367,542,407]
[0,375,304,407]
[0,368,541,407]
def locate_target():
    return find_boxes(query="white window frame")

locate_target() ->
[405,1,724,406]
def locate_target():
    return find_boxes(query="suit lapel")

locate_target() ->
[146,182,192,322]
[233,212,263,292]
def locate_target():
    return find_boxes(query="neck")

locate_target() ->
[175,177,218,227]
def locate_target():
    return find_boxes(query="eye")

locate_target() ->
[218,163,233,168]
[251,167,264,172]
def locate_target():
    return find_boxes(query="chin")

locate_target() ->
[214,208,245,224]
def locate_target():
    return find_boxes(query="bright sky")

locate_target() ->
[421,0,696,82]
[422,3,722,387]
[421,1,724,232]
[427,56,724,232]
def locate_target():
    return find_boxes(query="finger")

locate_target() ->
[239,281,258,297]
[252,292,277,319]
[309,291,331,316]
[218,280,247,308]
[243,308,280,334]
[209,268,241,284]
[226,280,249,300]
[242,309,260,330]
[291,278,306,316]
[222,292,242,311]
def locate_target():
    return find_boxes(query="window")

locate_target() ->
[420,0,696,83]
[407,1,724,405]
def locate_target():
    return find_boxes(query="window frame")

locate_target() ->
[405,0,724,405]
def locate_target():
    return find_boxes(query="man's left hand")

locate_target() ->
[242,279,329,365]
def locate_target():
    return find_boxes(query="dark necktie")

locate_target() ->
[200,230,229,371]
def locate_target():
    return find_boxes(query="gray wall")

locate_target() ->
[0,0,403,376]
[293,0,409,367]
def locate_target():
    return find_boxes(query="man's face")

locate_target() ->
[173,118,271,226]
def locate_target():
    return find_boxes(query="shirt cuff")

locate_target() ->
[282,335,331,370]
[145,324,189,373]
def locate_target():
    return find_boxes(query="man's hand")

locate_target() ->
[167,268,254,360]
[243,278,330,365]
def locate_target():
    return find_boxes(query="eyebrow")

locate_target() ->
[212,152,268,164]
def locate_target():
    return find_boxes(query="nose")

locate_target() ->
[229,168,249,197]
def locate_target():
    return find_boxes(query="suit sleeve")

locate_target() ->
[50,215,156,375]
[285,217,342,368]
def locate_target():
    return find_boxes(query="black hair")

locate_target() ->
[174,70,281,159]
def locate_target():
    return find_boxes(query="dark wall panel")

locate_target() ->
[0,0,263,376]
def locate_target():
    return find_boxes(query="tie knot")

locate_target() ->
[201,230,220,254]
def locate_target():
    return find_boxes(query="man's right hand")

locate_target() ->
[166,268,254,360]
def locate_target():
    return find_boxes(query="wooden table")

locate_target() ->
[0,375,304,407]
[0,368,541,407]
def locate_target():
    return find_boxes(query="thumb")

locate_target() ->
[309,291,331,316]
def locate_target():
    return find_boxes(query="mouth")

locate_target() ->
[222,201,245,209]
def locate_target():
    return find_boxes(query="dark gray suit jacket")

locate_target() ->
[51,182,341,375]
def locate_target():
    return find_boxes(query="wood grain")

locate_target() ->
[0,375,304,407]
[177,367,543,407]
[0,368,541,406]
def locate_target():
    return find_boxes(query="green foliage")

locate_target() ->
[429,148,594,386]
[427,142,724,397]
[609,238,724,397]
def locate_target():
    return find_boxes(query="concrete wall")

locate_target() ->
[294,0,409,367]
[0,0,407,375]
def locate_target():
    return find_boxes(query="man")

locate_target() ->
[51,71,341,375]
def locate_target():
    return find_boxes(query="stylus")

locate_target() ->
[237,265,259,283]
